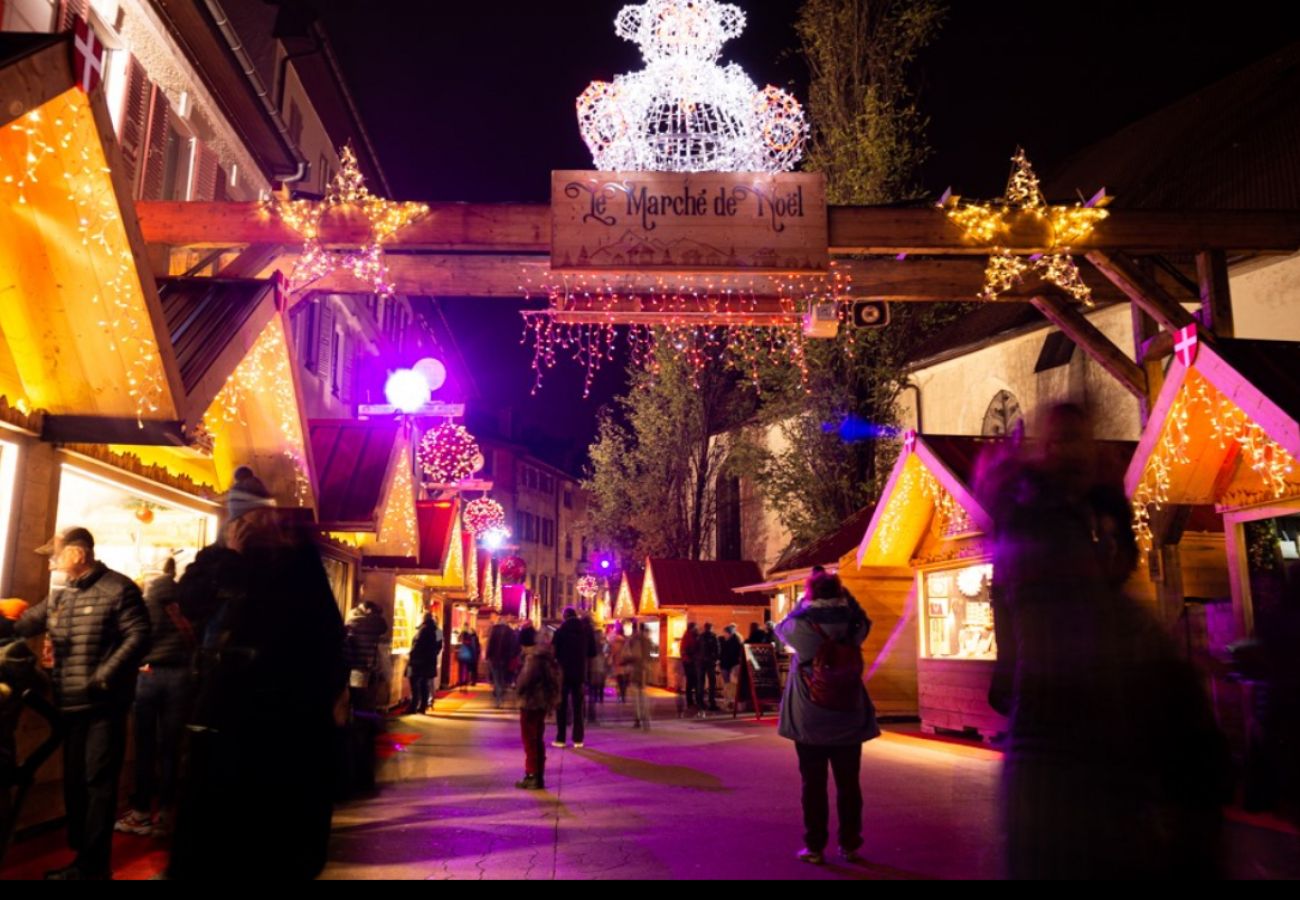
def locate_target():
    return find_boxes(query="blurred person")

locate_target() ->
[745,622,766,645]
[587,626,609,723]
[698,623,721,713]
[407,612,442,716]
[513,624,560,790]
[623,624,653,730]
[344,601,389,712]
[776,570,878,866]
[719,624,743,710]
[551,608,596,749]
[15,528,150,880]
[610,624,629,704]
[486,619,520,709]
[679,622,701,711]
[979,404,1230,880]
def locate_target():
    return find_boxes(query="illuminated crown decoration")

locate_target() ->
[578,0,807,173]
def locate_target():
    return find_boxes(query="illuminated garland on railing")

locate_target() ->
[264,145,427,297]
[1133,370,1300,545]
[943,149,1108,306]
[1,97,167,423]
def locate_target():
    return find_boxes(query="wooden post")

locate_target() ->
[1029,295,1148,400]
[1130,302,1164,426]
[1197,250,1235,338]
[1086,251,1198,333]
[217,243,283,279]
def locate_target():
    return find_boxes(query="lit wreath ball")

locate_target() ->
[500,556,528,585]
[577,575,601,599]
[464,497,507,535]
[417,423,481,484]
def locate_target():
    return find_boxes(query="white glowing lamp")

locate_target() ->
[384,369,430,414]
[413,357,448,392]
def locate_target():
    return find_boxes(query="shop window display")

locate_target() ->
[0,438,18,593]
[921,563,997,661]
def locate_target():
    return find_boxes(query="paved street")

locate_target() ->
[322,686,1004,880]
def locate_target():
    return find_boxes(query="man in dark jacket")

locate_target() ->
[698,623,721,713]
[407,613,442,715]
[551,608,596,748]
[16,527,150,880]
[719,624,744,708]
[486,621,519,709]
[345,602,389,711]
[680,622,701,709]
[117,557,194,838]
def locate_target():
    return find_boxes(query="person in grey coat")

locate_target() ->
[776,569,879,867]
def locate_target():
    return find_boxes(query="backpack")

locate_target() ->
[800,617,865,712]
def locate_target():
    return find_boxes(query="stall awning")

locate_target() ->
[642,559,765,614]
[0,35,184,429]
[615,570,645,617]
[311,419,401,530]
[1126,333,1300,518]
[768,504,877,581]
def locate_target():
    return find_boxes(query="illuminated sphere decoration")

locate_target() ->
[578,0,808,173]
[417,422,481,485]
[500,555,528,585]
[384,369,430,414]
[577,575,601,600]
[413,357,448,392]
[464,497,507,536]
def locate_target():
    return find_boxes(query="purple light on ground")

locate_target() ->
[385,369,430,413]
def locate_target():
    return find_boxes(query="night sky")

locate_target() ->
[318,0,1296,472]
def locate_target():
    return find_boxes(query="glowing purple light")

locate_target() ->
[385,369,430,413]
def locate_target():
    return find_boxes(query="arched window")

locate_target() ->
[982,390,1023,437]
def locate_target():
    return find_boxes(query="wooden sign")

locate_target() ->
[552,171,828,274]
[735,643,783,720]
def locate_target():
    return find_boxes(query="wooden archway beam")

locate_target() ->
[1029,295,1148,400]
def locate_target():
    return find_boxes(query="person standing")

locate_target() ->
[587,626,609,723]
[486,620,520,709]
[679,622,701,711]
[551,608,596,749]
[15,527,150,880]
[468,628,483,688]
[514,624,561,790]
[610,624,629,704]
[623,624,653,730]
[745,623,766,645]
[776,571,879,867]
[408,612,442,715]
[167,470,347,881]
[719,624,744,710]
[345,602,389,712]
[116,557,195,839]
[698,623,721,713]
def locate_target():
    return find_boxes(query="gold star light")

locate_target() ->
[943,149,1109,305]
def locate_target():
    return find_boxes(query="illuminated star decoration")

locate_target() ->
[943,149,1109,306]
[265,145,428,297]
[417,422,482,486]
[578,0,808,173]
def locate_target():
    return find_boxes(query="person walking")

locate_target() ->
[486,620,520,709]
[456,629,474,689]
[587,627,609,723]
[679,622,701,711]
[719,624,744,711]
[776,570,879,868]
[623,624,653,730]
[408,612,442,715]
[698,623,721,714]
[116,557,195,840]
[551,608,596,749]
[514,624,561,790]
[14,527,150,880]
[610,624,629,704]
[166,469,347,881]
[467,628,482,688]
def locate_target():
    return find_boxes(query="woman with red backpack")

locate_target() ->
[775,568,879,867]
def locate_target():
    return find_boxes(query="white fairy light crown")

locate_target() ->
[578,0,808,173]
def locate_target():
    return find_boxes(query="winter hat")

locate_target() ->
[226,469,275,523]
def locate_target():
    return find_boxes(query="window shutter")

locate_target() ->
[316,303,335,380]
[57,0,89,31]
[117,56,151,195]
[341,333,355,405]
[139,87,171,201]
[192,143,219,201]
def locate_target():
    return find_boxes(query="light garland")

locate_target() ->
[874,453,972,560]
[944,149,1108,306]
[264,145,427,297]
[1133,370,1300,546]
[521,267,854,395]
[203,321,312,507]
[417,422,482,485]
[463,497,507,535]
[0,97,168,424]
[577,574,601,599]
[578,0,807,173]
[377,444,418,556]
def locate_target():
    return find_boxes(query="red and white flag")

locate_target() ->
[1174,323,1199,369]
[903,430,918,455]
[72,17,106,95]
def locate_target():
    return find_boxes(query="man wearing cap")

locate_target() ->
[15,527,150,880]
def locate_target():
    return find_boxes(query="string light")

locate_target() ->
[463,497,507,535]
[521,266,853,394]
[1132,369,1300,546]
[578,0,807,172]
[577,575,601,600]
[417,422,482,485]
[203,320,311,507]
[0,95,167,424]
[377,444,419,556]
[874,453,973,560]
[264,145,427,296]
[943,149,1108,305]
